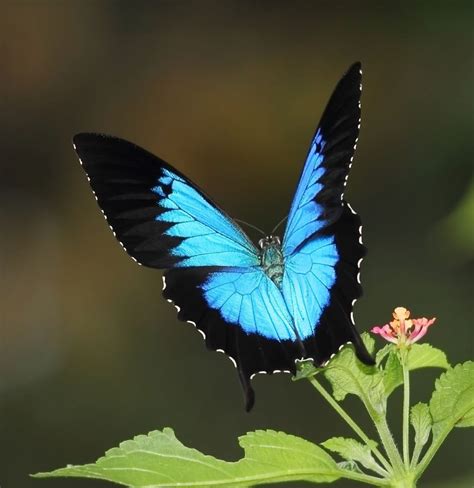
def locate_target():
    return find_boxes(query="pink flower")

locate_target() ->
[371,307,436,347]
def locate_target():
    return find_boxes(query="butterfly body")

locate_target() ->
[73,62,374,411]
[259,235,284,287]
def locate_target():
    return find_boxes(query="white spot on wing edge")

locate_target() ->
[346,202,357,214]
[250,371,267,380]
[348,206,365,286]
[295,357,314,364]
[195,327,206,340]
[249,368,293,380]
[356,257,364,284]
[216,349,237,368]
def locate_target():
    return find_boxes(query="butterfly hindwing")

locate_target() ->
[162,266,303,410]
[284,204,372,366]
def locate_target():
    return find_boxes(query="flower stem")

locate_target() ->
[401,349,410,467]
[308,376,392,474]
[372,413,405,475]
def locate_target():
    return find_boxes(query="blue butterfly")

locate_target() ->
[73,62,373,411]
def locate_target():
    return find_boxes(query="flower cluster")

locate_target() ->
[371,306,436,347]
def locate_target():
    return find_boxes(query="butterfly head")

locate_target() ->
[258,235,281,250]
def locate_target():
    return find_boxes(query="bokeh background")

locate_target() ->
[1,2,473,487]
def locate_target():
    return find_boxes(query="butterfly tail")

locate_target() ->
[351,327,375,365]
[238,367,256,412]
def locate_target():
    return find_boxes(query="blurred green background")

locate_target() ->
[1,1,473,487]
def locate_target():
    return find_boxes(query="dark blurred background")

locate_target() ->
[1,1,473,487]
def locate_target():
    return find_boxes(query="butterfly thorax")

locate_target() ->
[259,235,284,287]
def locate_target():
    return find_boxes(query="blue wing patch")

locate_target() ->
[151,168,259,268]
[282,130,328,255]
[282,235,338,339]
[199,235,339,345]
[202,268,297,341]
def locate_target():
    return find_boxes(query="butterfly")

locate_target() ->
[73,62,374,411]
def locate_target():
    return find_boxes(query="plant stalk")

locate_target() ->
[401,349,411,467]
[371,413,405,475]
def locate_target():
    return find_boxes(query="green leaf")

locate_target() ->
[380,344,450,397]
[322,437,382,475]
[375,344,394,366]
[381,350,403,396]
[430,361,474,438]
[410,403,432,451]
[323,334,386,416]
[33,428,342,487]
[413,363,474,478]
[407,344,450,371]
[361,332,376,355]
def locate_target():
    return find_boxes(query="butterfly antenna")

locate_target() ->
[234,218,266,236]
[271,215,288,234]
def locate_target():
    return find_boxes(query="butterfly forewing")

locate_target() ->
[73,133,258,268]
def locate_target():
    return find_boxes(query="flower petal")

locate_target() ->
[410,317,436,344]
[372,325,398,343]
